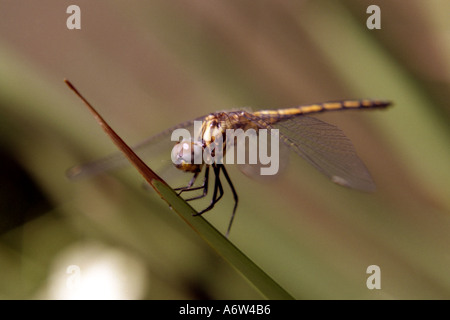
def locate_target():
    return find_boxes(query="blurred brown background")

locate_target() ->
[0,0,449,299]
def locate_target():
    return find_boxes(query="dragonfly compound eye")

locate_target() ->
[171,140,203,172]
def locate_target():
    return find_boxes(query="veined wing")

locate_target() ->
[67,118,202,180]
[273,116,376,192]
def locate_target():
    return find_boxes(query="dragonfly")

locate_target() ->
[67,88,391,236]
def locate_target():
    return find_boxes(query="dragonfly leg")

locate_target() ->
[220,164,238,237]
[184,166,211,201]
[194,164,224,216]
[174,171,200,194]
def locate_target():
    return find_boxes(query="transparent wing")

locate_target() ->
[234,135,291,182]
[273,116,376,191]
[67,118,202,180]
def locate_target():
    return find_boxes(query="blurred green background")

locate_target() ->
[0,0,449,299]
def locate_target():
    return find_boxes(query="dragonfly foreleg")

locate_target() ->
[194,164,224,216]
[178,166,210,201]
[174,171,199,193]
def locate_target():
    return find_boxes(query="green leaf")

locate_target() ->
[154,179,294,300]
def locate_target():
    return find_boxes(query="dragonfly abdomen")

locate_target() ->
[253,99,391,123]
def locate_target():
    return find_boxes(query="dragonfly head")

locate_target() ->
[171,140,204,173]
